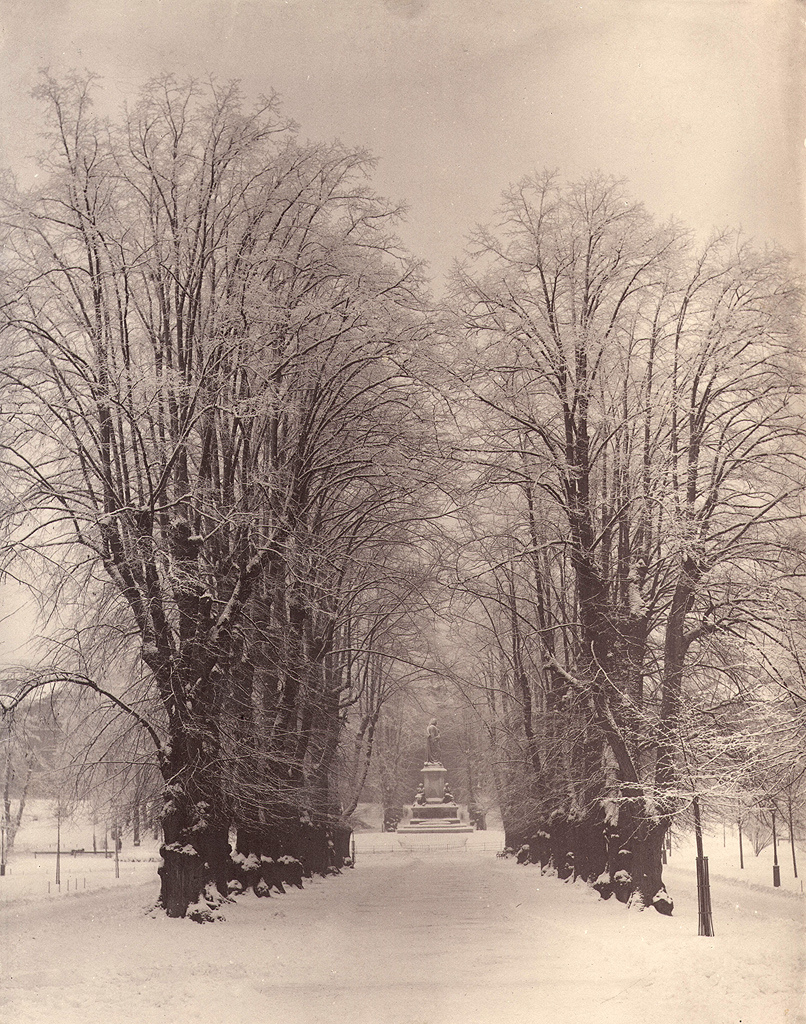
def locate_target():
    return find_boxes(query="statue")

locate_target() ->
[425,718,442,764]
[396,716,473,836]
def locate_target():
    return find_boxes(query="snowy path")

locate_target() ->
[1,850,804,1024]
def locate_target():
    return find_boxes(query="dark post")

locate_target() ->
[114,821,120,880]
[693,797,714,936]
[772,809,780,888]
[738,820,744,870]
[351,835,356,867]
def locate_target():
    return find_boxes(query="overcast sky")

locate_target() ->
[0,0,802,650]
[0,0,803,288]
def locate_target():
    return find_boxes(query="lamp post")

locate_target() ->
[772,809,781,888]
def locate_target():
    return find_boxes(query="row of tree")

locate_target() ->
[0,74,443,918]
[0,76,803,920]
[443,174,806,910]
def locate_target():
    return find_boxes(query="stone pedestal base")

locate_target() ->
[396,762,474,835]
[397,820,474,834]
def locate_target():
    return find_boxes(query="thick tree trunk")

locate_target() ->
[230,826,269,895]
[630,821,672,913]
[548,810,575,879]
[593,790,672,913]
[158,776,231,921]
[571,806,607,884]
[331,822,353,866]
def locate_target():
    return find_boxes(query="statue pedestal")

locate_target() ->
[421,763,447,800]
[396,762,474,836]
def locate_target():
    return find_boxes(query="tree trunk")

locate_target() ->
[572,806,607,884]
[231,826,273,895]
[629,820,672,913]
[593,790,672,913]
[158,770,231,920]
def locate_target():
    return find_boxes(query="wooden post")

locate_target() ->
[693,797,714,936]
[114,821,120,879]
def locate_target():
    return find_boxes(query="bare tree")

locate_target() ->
[451,172,804,911]
[0,73,436,917]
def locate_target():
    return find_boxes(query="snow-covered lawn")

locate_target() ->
[0,799,162,908]
[0,825,803,1024]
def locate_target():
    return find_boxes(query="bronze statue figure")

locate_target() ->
[425,718,442,764]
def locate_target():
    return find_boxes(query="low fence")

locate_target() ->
[33,849,115,858]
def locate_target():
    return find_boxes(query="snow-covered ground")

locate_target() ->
[0,802,798,1019]
[0,810,803,1023]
